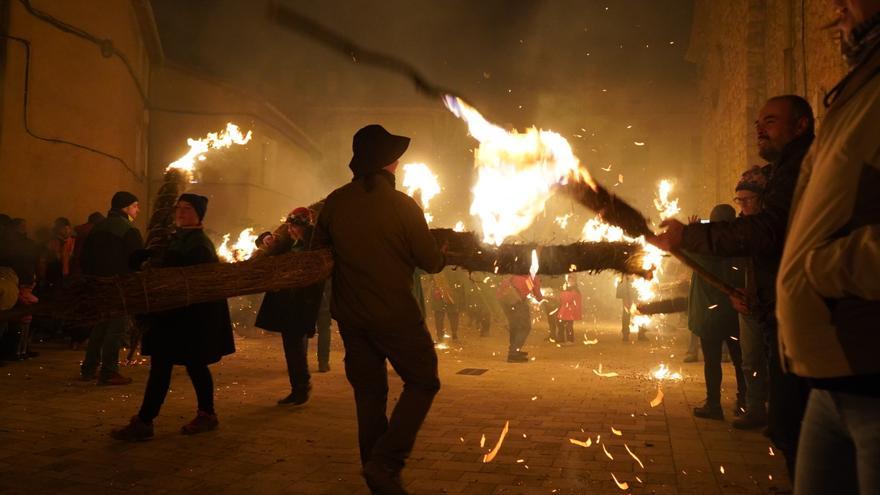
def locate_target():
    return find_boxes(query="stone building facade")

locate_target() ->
[687,0,848,206]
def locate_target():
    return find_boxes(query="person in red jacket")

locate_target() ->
[557,274,582,344]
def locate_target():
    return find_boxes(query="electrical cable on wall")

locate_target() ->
[1,34,143,181]
[18,0,149,105]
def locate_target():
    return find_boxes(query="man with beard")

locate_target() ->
[652,95,814,475]
[777,1,880,492]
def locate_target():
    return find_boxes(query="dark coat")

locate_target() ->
[141,228,235,365]
[680,133,814,319]
[80,210,144,277]
[313,170,445,331]
[254,229,324,336]
[686,252,744,339]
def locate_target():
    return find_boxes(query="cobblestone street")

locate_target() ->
[0,320,790,495]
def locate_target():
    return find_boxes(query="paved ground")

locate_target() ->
[0,318,789,495]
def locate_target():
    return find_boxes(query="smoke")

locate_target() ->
[151,0,700,234]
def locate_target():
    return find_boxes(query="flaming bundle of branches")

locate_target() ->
[434,229,646,277]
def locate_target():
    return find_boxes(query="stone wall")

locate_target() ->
[688,0,847,207]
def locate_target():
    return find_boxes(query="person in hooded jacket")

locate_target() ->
[111,193,234,441]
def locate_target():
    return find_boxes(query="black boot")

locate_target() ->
[693,401,724,420]
[278,384,311,406]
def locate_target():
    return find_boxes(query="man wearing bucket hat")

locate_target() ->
[314,125,445,494]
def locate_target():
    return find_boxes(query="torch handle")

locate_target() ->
[668,249,740,299]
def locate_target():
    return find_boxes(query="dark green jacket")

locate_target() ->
[80,210,143,276]
[142,228,234,365]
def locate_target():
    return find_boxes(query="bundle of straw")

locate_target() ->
[0,249,333,323]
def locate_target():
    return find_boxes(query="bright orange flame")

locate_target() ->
[167,123,253,174]
[217,228,258,262]
[482,420,509,463]
[402,162,441,224]
[444,95,594,245]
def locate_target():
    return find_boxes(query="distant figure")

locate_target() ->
[70,212,105,276]
[557,274,582,343]
[618,275,646,342]
[497,274,541,362]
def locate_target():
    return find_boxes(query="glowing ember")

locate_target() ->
[217,228,258,262]
[650,363,683,381]
[453,221,465,232]
[444,95,594,245]
[611,473,629,490]
[569,437,592,448]
[611,427,622,436]
[593,363,619,378]
[624,443,645,469]
[554,213,573,229]
[167,122,252,174]
[480,434,486,448]
[482,420,509,463]
[769,446,775,456]
[529,249,539,279]
[720,465,725,474]
[650,386,665,407]
[602,443,614,460]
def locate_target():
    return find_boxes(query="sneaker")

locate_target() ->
[110,415,154,442]
[693,402,724,420]
[278,384,311,406]
[507,354,529,363]
[318,361,330,373]
[363,460,408,495]
[181,410,219,435]
[98,371,132,386]
[732,412,768,430]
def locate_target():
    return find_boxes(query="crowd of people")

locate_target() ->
[0,3,877,494]
[652,3,880,492]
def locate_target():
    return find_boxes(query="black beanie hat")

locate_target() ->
[178,193,208,222]
[111,191,138,210]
